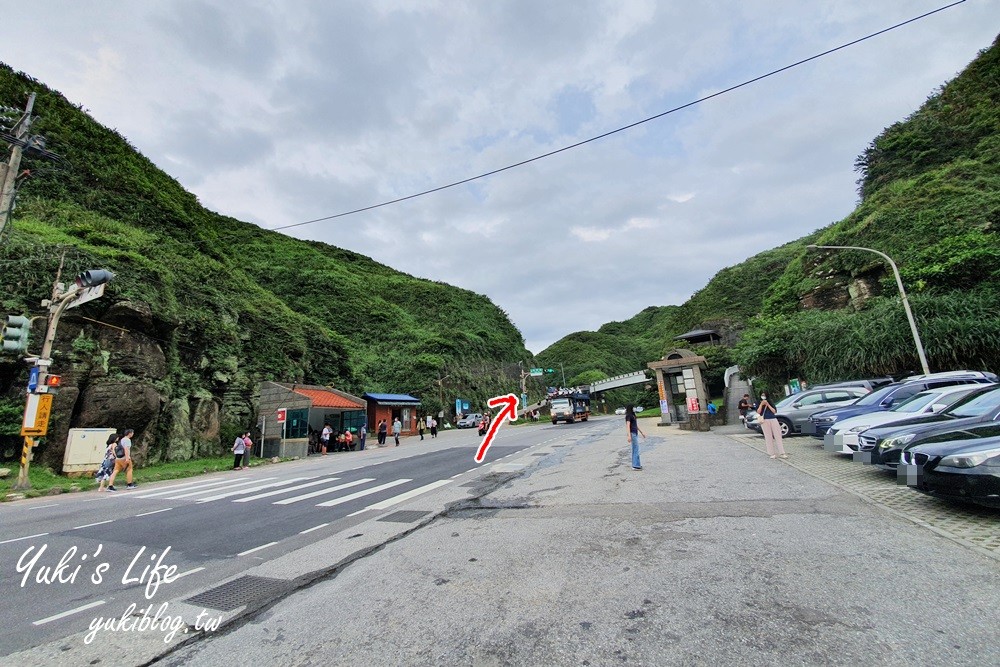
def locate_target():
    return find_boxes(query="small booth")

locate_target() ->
[257,382,367,458]
[363,393,421,436]
[647,349,711,431]
[674,328,722,347]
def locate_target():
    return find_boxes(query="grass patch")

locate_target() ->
[0,455,288,500]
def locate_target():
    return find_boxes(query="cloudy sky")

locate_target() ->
[1,1,995,353]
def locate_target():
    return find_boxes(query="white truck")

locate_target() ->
[549,391,590,424]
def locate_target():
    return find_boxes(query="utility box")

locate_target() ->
[63,428,117,476]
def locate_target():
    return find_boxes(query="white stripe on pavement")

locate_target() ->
[135,508,173,517]
[237,542,278,556]
[272,479,375,505]
[173,567,205,579]
[364,479,451,511]
[194,476,318,502]
[26,503,59,510]
[157,478,280,500]
[299,523,329,534]
[33,600,106,626]
[314,479,412,507]
[0,532,48,545]
[134,476,261,498]
[234,477,341,503]
[73,519,114,530]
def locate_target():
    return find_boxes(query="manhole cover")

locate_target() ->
[185,575,293,612]
[377,510,432,523]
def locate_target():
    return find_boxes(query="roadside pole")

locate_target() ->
[0,93,36,239]
[11,266,114,491]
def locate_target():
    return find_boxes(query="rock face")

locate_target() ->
[37,300,235,469]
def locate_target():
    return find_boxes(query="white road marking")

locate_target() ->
[0,532,48,545]
[155,478,280,500]
[73,519,114,530]
[194,477,316,503]
[134,476,260,498]
[234,477,341,503]
[346,509,370,517]
[237,541,278,556]
[33,600,106,626]
[450,472,463,479]
[26,503,59,510]
[135,508,173,517]
[273,479,375,505]
[299,523,329,534]
[364,480,451,511]
[314,479,412,507]
[174,566,205,579]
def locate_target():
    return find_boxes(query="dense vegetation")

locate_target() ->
[539,35,1000,398]
[0,64,532,461]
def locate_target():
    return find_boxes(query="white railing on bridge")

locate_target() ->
[590,371,650,393]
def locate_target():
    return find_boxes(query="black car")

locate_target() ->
[856,384,1000,469]
[900,434,1000,508]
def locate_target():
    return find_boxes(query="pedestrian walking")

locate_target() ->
[107,428,136,491]
[757,393,788,459]
[242,431,253,468]
[738,394,752,423]
[232,433,247,470]
[625,406,645,470]
[95,433,118,491]
[360,423,367,450]
[377,420,387,446]
[320,423,332,455]
[392,417,402,446]
[430,417,438,438]
[418,418,425,440]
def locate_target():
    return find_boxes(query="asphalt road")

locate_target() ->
[0,419,575,656]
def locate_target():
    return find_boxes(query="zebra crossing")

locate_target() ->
[125,473,441,509]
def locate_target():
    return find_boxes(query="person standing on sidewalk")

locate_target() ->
[320,423,332,456]
[392,417,402,446]
[232,433,247,470]
[756,392,788,459]
[418,418,425,441]
[359,423,367,450]
[242,431,253,468]
[377,419,387,446]
[625,406,645,470]
[430,417,438,438]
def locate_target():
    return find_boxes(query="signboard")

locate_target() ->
[21,393,53,436]
[66,283,106,310]
[27,366,39,392]
[529,368,543,377]
[789,378,802,394]
[276,408,287,423]
[686,397,700,414]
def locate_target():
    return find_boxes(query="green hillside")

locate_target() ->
[0,65,531,465]
[540,34,1000,395]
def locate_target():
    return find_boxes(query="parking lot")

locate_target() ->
[729,430,1000,559]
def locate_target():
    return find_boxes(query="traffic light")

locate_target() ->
[75,269,115,288]
[45,375,61,388]
[2,315,30,353]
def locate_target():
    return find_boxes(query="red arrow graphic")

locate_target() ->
[474,393,519,463]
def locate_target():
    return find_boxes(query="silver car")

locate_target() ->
[745,387,869,437]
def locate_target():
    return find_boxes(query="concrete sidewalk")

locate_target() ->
[168,422,1000,666]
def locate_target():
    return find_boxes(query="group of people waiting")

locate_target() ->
[320,423,362,454]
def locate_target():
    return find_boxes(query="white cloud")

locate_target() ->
[1,0,996,354]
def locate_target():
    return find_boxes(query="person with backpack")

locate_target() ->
[107,429,136,491]
[95,433,118,492]
[232,433,247,470]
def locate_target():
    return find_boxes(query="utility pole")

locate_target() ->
[0,93,37,239]
[9,265,114,491]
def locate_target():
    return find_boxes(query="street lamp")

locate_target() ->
[806,244,929,375]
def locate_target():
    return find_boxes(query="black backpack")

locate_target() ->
[114,442,126,458]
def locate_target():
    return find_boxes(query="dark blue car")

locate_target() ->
[901,431,1000,508]
[806,371,997,439]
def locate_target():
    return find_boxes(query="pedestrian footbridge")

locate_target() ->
[589,371,650,394]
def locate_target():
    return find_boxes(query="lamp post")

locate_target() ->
[806,244,930,375]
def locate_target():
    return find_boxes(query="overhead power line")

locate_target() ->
[268,0,967,233]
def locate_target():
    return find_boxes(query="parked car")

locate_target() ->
[857,385,1000,469]
[901,432,1000,508]
[806,370,998,438]
[744,387,869,437]
[810,377,895,392]
[821,385,986,454]
[456,413,483,429]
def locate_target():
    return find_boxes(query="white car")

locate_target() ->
[823,385,984,454]
[614,407,626,415]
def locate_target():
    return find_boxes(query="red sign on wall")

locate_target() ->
[686,397,700,413]
[276,408,287,423]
